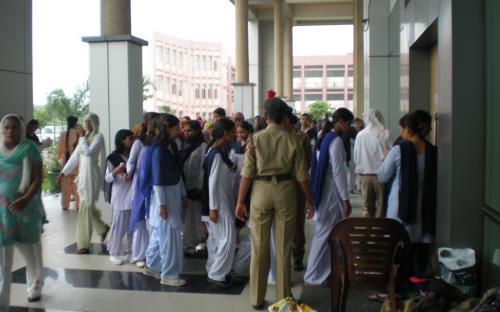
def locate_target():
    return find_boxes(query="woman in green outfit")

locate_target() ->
[0,114,44,309]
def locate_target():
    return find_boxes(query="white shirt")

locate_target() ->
[105,155,132,211]
[353,128,387,175]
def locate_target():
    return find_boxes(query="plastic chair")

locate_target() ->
[330,217,411,312]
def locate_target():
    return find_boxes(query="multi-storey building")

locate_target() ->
[152,32,234,119]
[292,54,353,113]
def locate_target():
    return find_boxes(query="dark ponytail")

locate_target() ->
[208,118,235,148]
[316,113,333,151]
[413,110,432,139]
[65,116,78,162]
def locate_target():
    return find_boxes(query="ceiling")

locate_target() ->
[230,0,354,25]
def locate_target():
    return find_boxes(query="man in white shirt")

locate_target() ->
[353,110,391,217]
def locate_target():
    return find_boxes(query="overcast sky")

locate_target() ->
[33,0,353,106]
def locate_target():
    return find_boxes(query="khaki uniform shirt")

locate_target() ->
[241,123,309,182]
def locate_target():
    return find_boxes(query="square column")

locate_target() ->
[0,0,33,119]
[82,35,147,153]
[232,83,255,118]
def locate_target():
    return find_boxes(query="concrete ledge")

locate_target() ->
[82,35,148,46]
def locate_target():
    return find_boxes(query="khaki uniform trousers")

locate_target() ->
[77,200,108,250]
[360,175,384,217]
[250,180,297,305]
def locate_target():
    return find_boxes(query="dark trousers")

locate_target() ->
[293,184,306,263]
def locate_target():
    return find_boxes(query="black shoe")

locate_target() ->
[27,296,41,302]
[226,270,244,282]
[206,277,230,289]
[252,301,265,310]
[294,261,304,272]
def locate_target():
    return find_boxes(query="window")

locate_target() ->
[348,93,353,100]
[304,65,323,69]
[304,70,323,78]
[214,87,218,99]
[165,48,170,64]
[293,93,301,101]
[213,57,219,71]
[172,79,177,95]
[178,81,183,96]
[327,93,344,101]
[293,65,301,70]
[207,84,212,99]
[201,84,206,99]
[156,76,163,92]
[304,94,323,101]
[208,56,213,71]
[178,52,183,67]
[327,70,345,77]
[171,49,176,66]
[155,46,162,62]
[165,77,170,94]
[293,71,301,78]
[195,84,199,99]
[305,88,322,92]
[348,70,354,77]
[327,65,344,69]
[202,56,206,71]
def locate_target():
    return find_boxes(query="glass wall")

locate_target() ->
[483,0,500,289]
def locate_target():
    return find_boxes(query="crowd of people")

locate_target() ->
[0,95,437,310]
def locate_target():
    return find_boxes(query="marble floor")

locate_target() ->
[7,192,381,312]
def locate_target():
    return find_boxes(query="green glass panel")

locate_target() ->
[485,0,500,212]
[483,217,500,289]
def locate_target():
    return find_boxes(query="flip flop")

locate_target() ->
[368,292,388,302]
[368,293,401,302]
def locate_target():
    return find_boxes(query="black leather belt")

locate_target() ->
[254,174,293,182]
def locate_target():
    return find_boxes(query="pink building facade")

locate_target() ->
[293,54,354,113]
[152,33,234,119]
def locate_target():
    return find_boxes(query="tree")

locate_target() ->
[72,81,89,118]
[33,106,51,127]
[45,89,73,125]
[143,75,153,102]
[307,101,330,120]
[159,105,172,113]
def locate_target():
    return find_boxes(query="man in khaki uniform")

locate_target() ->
[236,98,314,309]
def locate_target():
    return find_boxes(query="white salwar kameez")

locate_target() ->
[146,181,186,280]
[126,140,149,262]
[105,156,133,257]
[304,137,348,285]
[182,143,206,250]
[205,151,237,282]
[62,133,108,250]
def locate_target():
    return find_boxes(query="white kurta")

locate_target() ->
[205,151,237,281]
[182,143,206,249]
[304,136,348,285]
[105,156,133,256]
[63,134,106,203]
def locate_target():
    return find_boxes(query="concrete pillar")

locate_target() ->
[283,18,293,101]
[233,0,255,117]
[0,0,33,120]
[274,0,284,96]
[101,0,131,36]
[353,0,364,117]
[83,36,146,158]
[235,0,249,83]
